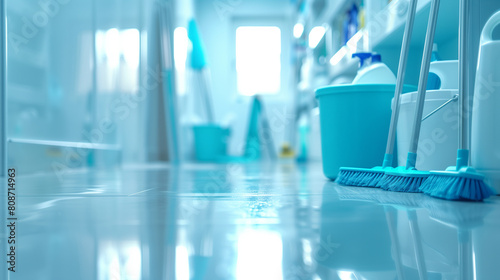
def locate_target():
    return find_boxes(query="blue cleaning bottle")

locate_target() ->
[347,4,359,42]
[343,10,351,45]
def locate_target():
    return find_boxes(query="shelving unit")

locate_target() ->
[371,0,458,48]
[312,0,354,28]
[301,0,459,84]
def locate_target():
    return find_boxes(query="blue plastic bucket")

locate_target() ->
[193,124,230,162]
[315,84,416,179]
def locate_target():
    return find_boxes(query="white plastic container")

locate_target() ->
[397,89,459,170]
[471,11,500,193]
[429,60,458,89]
[352,54,396,85]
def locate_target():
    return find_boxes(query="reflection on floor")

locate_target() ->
[1,162,500,280]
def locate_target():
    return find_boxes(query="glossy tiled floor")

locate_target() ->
[1,162,500,280]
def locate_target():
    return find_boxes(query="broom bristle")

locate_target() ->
[335,169,356,185]
[420,174,496,201]
[378,171,429,193]
[359,171,386,187]
[336,168,385,187]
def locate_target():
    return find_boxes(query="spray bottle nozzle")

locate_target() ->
[371,53,382,63]
[352,52,372,68]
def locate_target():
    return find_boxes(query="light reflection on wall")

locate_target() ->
[174,27,189,95]
[338,270,356,280]
[98,242,142,280]
[302,238,313,266]
[236,229,283,280]
[95,29,140,94]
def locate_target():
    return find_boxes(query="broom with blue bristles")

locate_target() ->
[336,0,418,188]
[419,0,496,201]
[378,0,443,192]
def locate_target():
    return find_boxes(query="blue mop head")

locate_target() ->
[336,154,394,187]
[377,153,429,192]
[419,150,497,201]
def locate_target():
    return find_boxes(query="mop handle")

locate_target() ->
[409,0,441,154]
[385,0,418,156]
[458,0,470,151]
[199,68,215,123]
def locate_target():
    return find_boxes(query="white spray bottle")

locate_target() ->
[352,53,396,85]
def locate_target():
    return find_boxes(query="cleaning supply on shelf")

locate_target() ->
[343,3,359,45]
[335,0,418,187]
[348,3,359,41]
[471,10,500,194]
[378,0,443,193]
[427,43,441,90]
[342,9,351,45]
[352,53,396,85]
[419,0,496,201]
[359,0,366,29]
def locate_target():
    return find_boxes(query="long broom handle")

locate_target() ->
[409,0,441,155]
[458,0,470,151]
[385,0,418,156]
[197,69,215,123]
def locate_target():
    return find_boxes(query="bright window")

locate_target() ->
[174,27,189,95]
[95,28,140,94]
[236,26,281,96]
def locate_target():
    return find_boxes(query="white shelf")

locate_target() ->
[8,138,121,151]
[326,0,459,82]
[370,0,431,47]
[371,0,458,48]
[312,0,353,27]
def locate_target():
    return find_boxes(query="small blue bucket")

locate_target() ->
[193,124,230,162]
[315,84,416,179]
